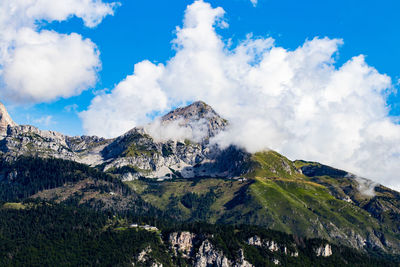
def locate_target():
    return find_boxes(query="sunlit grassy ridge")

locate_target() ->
[126,178,247,223]
[2,202,26,210]
[248,176,379,236]
[248,151,303,179]
[124,150,400,252]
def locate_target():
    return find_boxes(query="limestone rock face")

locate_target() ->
[194,240,230,267]
[235,249,254,267]
[101,127,250,180]
[0,101,249,180]
[315,244,333,257]
[135,246,163,267]
[98,101,241,179]
[0,124,110,165]
[246,236,299,258]
[161,101,228,139]
[1,125,74,159]
[247,236,262,246]
[169,232,197,258]
[0,102,16,136]
[266,240,280,252]
[194,240,254,267]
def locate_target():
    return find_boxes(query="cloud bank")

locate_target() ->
[0,0,118,103]
[81,0,400,190]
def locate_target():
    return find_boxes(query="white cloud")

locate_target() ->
[64,104,79,113]
[0,0,118,30]
[250,0,258,7]
[81,0,400,191]
[354,176,378,197]
[0,0,118,103]
[79,60,168,137]
[145,117,212,143]
[34,115,54,126]
[3,29,100,103]
[145,119,196,143]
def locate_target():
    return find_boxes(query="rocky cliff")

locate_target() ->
[165,231,339,266]
[0,123,110,165]
[0,102,16,137]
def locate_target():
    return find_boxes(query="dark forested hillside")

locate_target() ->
[0,201,398,267]
[0,156,130,201]
[0,156,399,266]
[0,157,162,216]
[0,202,173,267]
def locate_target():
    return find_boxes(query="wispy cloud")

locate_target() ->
[81,0,400,191]
[250,0,258,7]
[64,104,79,113]
[34,115,54,126]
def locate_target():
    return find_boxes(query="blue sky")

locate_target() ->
[4,0,400,135]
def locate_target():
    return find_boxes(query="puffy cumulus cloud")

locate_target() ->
[81,0,400,190]
[79,61,168,137]
[2,29,100,103]
[0,0,118,103]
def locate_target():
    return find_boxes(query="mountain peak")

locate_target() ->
[0,102,16,136]
[161,101,214,121]
[160,101,228,139]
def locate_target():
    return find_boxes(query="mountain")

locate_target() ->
[0,101,241,179]
[0,101,400,266]
[100,101,240,180]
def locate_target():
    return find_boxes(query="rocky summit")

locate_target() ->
[160,101,228,139]
[0,101,400,266]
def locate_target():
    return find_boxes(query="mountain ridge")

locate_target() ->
[1,101,400,257]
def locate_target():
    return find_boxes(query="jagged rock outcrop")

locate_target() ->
[135,246,163,267]
[0,124,110,165]
[101,126,250,180]
[0,103,111,165]
[235,249,254,267]
[247,236,299,257]
[1,125,75,159]
[315,244,333,257]
[168,232,254,266]
[169,232,197,258]
[247,236,262,246]
[0,102,16,137]
[194,240,253,267]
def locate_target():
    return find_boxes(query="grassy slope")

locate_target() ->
[126,150,400,252]
[126,178,248,223]
[248,176,378,237]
